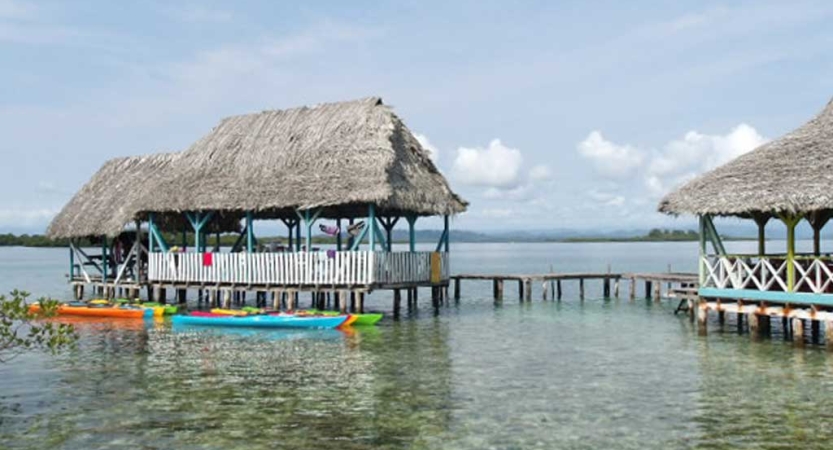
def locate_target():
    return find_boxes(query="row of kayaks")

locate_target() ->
[28,300,382,329]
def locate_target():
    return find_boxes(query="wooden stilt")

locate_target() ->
[812,319,821,344]
[542,281,548,300]
[748,312,759,334]
[613,279,620,298]
[825,320,833,348]
[158,288,166,305]
[454,278,461,300]
[358,292,365,313]
[496,279,504,302]
[603,278,610,298]
[177,289,187,304]
[792,318,805,345]
[697,299,708,334]
[629,278,636,300]
[652,282,661,302]
[579,278,585,300]
[556,280,562,300]
[644,281,652,299]
[222,289,231,309]
[394,289,402,318]
[272,290,281,310]
[518,280,524,301]
[339,291,348,314]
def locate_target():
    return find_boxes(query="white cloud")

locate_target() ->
[529,164,552,181]
[646,123,766,194]
[414,133,439,161]
[453,139,523,189]
[578,131,645,179]
[483,185,533,201]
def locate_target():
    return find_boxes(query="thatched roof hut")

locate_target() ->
[659,98,833,218]
[47,97,466,238]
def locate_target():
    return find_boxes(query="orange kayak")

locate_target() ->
[29,303,151,319]
[340,314,358,328]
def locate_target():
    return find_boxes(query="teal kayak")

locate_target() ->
[171,313,347,329]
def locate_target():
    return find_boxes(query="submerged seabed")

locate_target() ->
[2,243,833,450]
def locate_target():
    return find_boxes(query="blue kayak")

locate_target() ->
[171,313,347,329]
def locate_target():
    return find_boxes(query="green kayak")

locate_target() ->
[307,309,383,326]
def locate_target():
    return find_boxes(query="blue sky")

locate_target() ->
[1,0,832,234]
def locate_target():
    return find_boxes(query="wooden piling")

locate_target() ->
[697,299,708,334]
[812,319,821,344]
[748,311,759,334]
[454,279,461,300]
[339,291,348,313]
[613,279,620,298]
[177,289,187,304]
[652,282,661,302]
[542,281,548,300]
[556,280,562,300]
[523,279,532,302]
[603,277,610,298]
[825,320,833,348]
[358,292,365,313]
[496,279,504,302]
[792,318,805,345]
[579,278,585,300]
[394,289,402,318]
[518,280,524,301]
[629,277,635,300]
[287,290,296,311]
[644,281,652,299]
[222,289,231,309]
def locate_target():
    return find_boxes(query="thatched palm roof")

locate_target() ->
[659,98,833,218]
[47,97,466,238]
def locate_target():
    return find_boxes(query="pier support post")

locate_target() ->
[158,288,167,305]
[687,298,696,322]
[518,280,524,301]
[272,290,281,310]
[177,289,186,304]
[603,278,610,298]
[454,279,461,300]
[644,281,652,299]
[287,290,296,311]
[613,279,619,298]
[542,281,548,300]
[496,279,504,303]
[697,299,708,334]
[394,289,402,318]
[523,279,532,302]
[748,311,759,334]
[812,319,821,344]
[556,280,562,300]
[579,278,585,300]
[653,282,661,302]
[358,292,365,313]
[222,289,231,309]
[792,318,805,345]
[339,291,348,314]
[825,321,833,348]
[629,278,636,300]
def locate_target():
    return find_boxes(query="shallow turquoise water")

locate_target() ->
[2,242,833,449]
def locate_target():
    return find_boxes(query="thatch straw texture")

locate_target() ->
[47,97,466,238]
[46,154,179,239]
[659,98,833,217]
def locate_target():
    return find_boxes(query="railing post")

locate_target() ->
[782,214,800,292]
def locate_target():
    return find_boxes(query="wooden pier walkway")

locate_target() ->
[451,272,698,302]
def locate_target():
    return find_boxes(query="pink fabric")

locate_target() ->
[202,252,213,266]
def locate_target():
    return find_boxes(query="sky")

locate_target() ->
[1,0,832,234]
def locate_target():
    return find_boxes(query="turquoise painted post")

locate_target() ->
[406,216,417,253]
[368,205,376,251]
[149,213,156,253]
[101,235,108,282]
[295,222,302,252]
[443,215,450,252]
[698,215,706,286]
[69,240,75,280]
[246,211,254,253]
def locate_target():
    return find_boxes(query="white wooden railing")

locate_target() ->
[701,254,833,294]
[148,251,449,286]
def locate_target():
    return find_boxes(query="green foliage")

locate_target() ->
[0,233,93,248]
[0,290,77,363]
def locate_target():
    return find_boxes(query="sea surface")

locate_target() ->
[2,241,833,449]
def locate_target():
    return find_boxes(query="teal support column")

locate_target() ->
[186,211,214,252]
[368,205,376,251]
[443,215,450,252]
[101,235,108,282]
[698,215,707,285]
[406,216,417,253]
[69,240,75,280]
[295,222,302,252]
[149,213,156,253]
[246,211,254,253]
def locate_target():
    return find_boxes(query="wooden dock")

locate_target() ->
[450,272,698,302]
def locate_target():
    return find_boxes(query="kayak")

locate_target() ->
[29,303,153,319]
[305,309,383,326]
[143,302,178,315]
[172,313,348,329]
[207,309,359,327]
[210,308,249,316]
